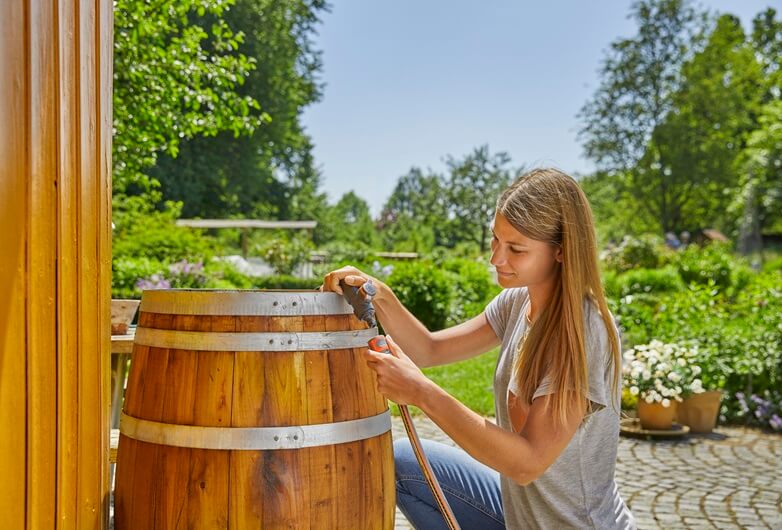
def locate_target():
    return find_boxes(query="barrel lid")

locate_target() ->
[139,289,355,316]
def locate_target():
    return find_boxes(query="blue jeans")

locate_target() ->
[394,438,506,530]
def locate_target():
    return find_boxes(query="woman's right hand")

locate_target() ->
[320,265,388,300]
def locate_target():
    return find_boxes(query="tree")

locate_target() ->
[578,0,705,233]
[641,14,765,233]
[446,146,516,252]
[578,171,658,246]
[377,168,449,251]
[149,0,328,220]
[734,9,782,253]
[579,0,704,173]
[330,192,379,247]
[113,0,261,201]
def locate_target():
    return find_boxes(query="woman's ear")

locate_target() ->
[554,246,563,263]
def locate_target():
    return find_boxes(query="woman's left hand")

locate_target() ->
[362,336,433,406]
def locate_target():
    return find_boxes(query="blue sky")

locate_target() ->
[301,1,776,215]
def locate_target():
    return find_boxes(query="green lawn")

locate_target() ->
[390,348,499,418]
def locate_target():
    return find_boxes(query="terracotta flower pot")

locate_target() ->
[677,390,722,434]
[637,399,678,430]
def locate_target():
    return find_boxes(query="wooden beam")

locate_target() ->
[0,0,112,527]
[176,219,317,230]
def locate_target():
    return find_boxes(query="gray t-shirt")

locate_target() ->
[485,287,636,530]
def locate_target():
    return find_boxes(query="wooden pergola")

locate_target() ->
[176,219,317,258]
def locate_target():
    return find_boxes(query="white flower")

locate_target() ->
[645,395,654,404]
[677,358,687,367]
[692,365,702,375]
[630,386,639,396]
[661,398,671,407]
[623,350,635,362]
[643,370,652,380]
[631,360,644,371]
[668,372,682,383]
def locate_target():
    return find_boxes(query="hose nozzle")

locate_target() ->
[340,279,378,327]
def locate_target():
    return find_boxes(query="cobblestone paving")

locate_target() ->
[391,416,782,530]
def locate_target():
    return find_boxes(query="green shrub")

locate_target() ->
[112,200,218,263]
[611,270,782,422]
[165,260,208,288]
[674,242,735,290]
[255,234,314,275]
[615,266,683,296]
[203,260,254,289]
[762,254,782,274]
[601,234,666,273]
[602,270,621,299]
[609,292,661,348]
[317,241,376,264]
[112,256,166,298]
[442,258,500,325]
[250,275,321,290]
[386,261,452,331]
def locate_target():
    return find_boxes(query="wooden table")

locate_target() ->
[111,326,135,430]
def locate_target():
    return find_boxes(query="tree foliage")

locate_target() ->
[330,191,379,247]
[148,0,329,220]
[641,14,765,232]
[378,168,448,252]
[376,146,516,253]
[579,1,781,241]
[579,0,704,173]
[446,146,516,252]
[113,0,262,199]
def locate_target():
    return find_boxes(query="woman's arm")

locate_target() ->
[322,266,500,367]
[419,380,585,485]
[364,337,586,485]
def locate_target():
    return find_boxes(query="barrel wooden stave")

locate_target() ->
[115,293,394,530]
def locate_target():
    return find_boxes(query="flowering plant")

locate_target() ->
[622,340,705,408]
[135,259,206,292]
[734,392,782,432]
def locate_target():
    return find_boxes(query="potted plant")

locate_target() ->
[623,340,702,430]
[676,345,723,434]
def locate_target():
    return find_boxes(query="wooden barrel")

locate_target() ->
[114,290,395,529]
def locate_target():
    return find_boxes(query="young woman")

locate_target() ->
[322,168,636,529]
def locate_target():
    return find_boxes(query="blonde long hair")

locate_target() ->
[497,168,621,427]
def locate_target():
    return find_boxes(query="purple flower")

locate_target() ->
[735,392,749,414]
[770,415,782,431]
[750,395,771,408]
[136,274,171,291]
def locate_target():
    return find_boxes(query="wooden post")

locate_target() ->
[0,0,113,528]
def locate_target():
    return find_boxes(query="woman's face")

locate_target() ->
[489,213,562,289]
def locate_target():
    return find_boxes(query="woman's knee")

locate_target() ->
[393,438,420,480]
